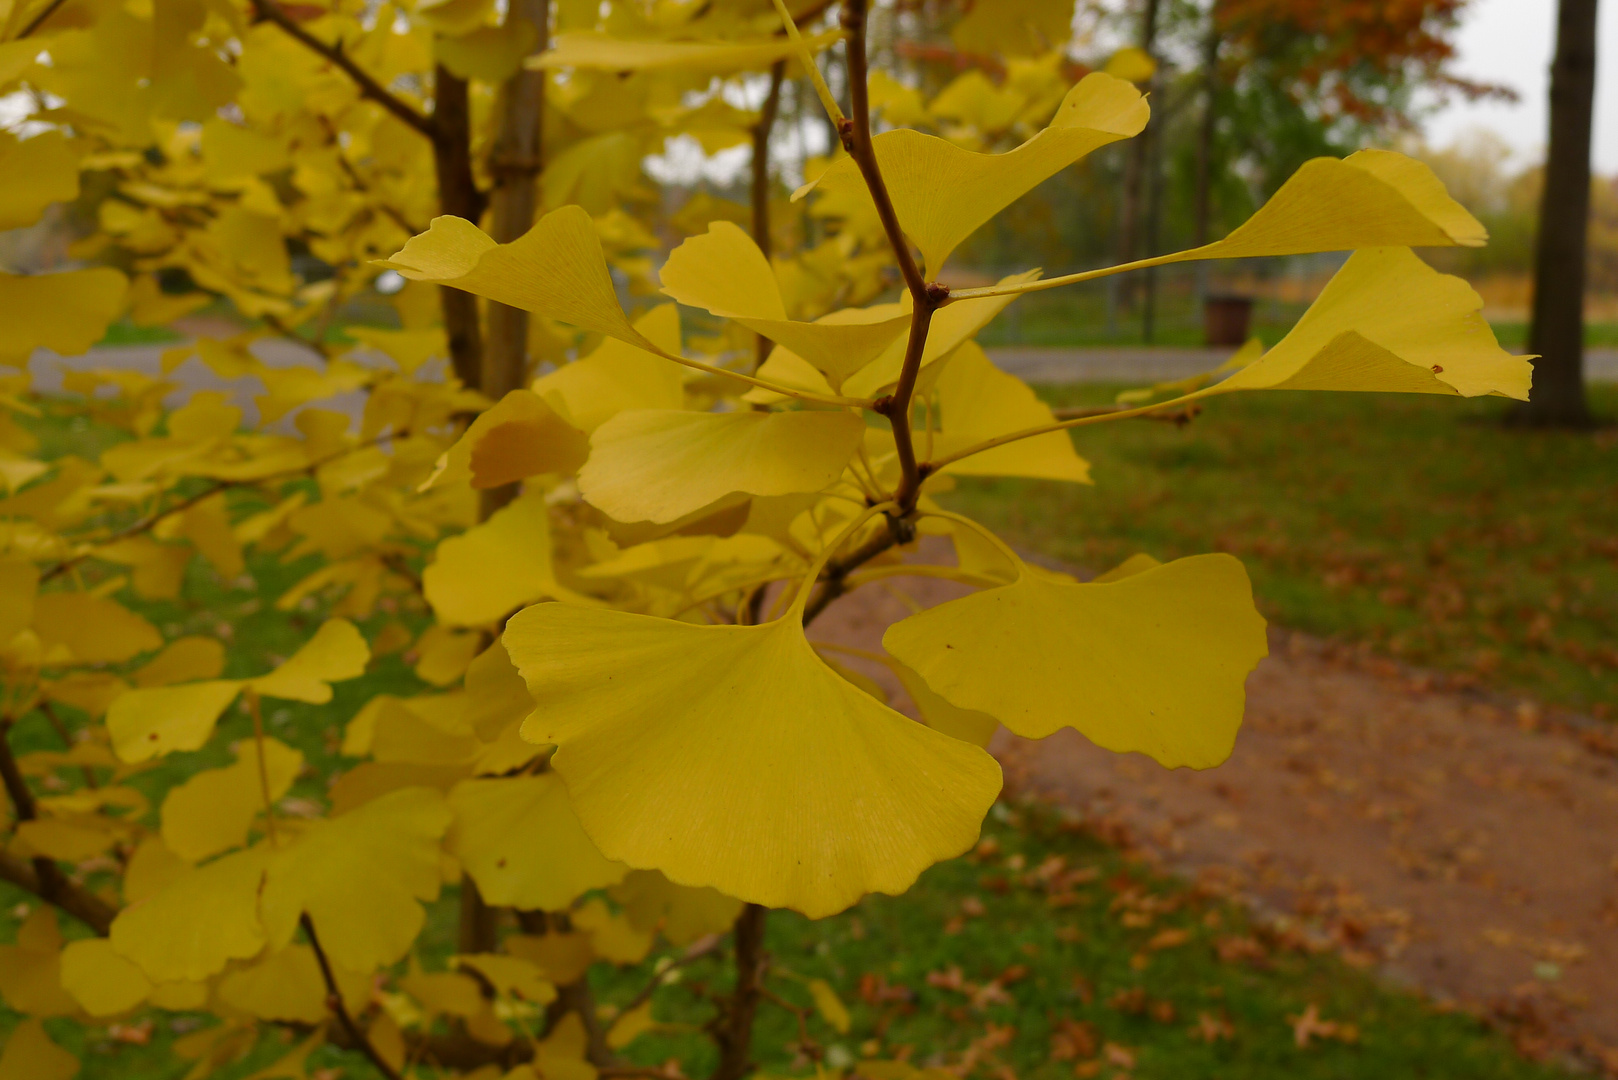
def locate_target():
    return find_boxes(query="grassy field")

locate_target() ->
[944,385,1618,718]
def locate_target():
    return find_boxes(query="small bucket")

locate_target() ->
[1203,294,1254,347]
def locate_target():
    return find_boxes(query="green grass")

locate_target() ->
[94,320,184,347]
[943,385,1618,717]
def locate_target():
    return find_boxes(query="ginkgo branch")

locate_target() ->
[17,0,69,36]
[945,249,1209,304]
[1051,402,1203,424]
[302,912,406,1080]
[620,933,725,1017]
[0,720,117,934]
[925,389,1208,474]
[247,0,436,141]
[643,344,868,408]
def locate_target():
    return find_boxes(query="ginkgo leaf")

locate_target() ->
[0,1019,78,1080]
[0,131,79,231]
[531,29,843,73]
[0,559,37,643]
[0,907,78,1018]
[60,938,152,1017]
[161,738,303,861]
[424,492,593,626]
[534,303,685,433]
[132,636,226,687]
[110,846,271,983]
[32,592,162,664]
[247,618,369,702]
[216,947,328,1024]
[462,641,537,741]
[504,601,1002,918]
[800,74,1147,273]
[423,389,589,492]
[1174,150,1485,260]
[660,224,911,388]
[609,869,744,946]
[380,208,652,350]
[107,680,243,762]
[889,657,999,748]
[260,787,452,972]
[930,342,1089,482]
[885,549,1267,769]
[1200,247,1532,400]
[455,954,556,1004]
[579,410,865,525]
[0,268,128,367]
[446,774,626,910]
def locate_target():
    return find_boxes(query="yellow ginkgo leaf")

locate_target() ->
[0,907,78,1018]
[0,268,128,367]
[889,657,999,748]
[260,787,452,972]
[531,29,843,73]
[531,1013,598,1080]
[160,738,304,861]
[59,938,153,1017]
[0,1019,78,1080]
[579,409,865,525]
[110,846,271,983]
[951,0,1075,57]
[505,587,1002,917]
[884,543,1267,769]
[446,775,626,911]
[424,492,593,626]
[1201,247,1532,400]
[1178,151,1485,260]
[216,946,328,1024]
[0,558,37,644]
[461,641,535,741]
[423,389,589,492]
[801,74,1147,273]
[808,978,851,1034]
[456,954,555,1005]
[1103,46,1156,84]
[247,618,370,703]
[132,636,226,687]
[609,869,744,947]
[32,592,162,664]
[533,303,685,433]
[106,680,243,762]
[0,131,78,231]
[436,21,539,82]
[929,342,1090,482]
[660,223,910,388]
[379,208,651,351]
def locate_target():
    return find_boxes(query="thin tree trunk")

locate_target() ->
[481,0,550,518]
[1192,21,1219,305]
[1114,0,1161,316]
[1514,0,1598,427]
[751,61,787,371]
[432,64,487,391]
[712,903,767,1080]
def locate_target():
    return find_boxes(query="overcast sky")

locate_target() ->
[1421,0,1618,172]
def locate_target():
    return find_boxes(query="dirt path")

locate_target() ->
[814,554,1618,1072]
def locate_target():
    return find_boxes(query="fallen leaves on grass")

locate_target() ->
[1288,1003,1360,1048]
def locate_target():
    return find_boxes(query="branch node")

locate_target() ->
[924,281,951,305]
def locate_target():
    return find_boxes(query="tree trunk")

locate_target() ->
[1114,0,1161,318]
[751,61,786,371]
[432,64,487,391]
[712,903,767,1080]
[1192,21,1220,312]
[1513,0,1598,427]
[480,0,550,518]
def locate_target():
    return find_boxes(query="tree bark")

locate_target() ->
[432,64,488,391]
[480,0,550,518]
[712,903,768,1080]
[1192,24,1220,252]
[751,61,787,371]
[1114,0,1161,317]
[1514,0,1598,427]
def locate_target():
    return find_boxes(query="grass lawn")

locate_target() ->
[0,402,1580,1078]
[943,385,1618,718]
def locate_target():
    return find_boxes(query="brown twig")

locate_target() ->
[621,933,725,1017]
[301,913,405,1080]
[0,719,116,934]
[711,903,768,1080]
[837,0,944,514]
[247,0,435,140]
[800,514,907,625]
[751,61,788,372]
[17,0,69,37]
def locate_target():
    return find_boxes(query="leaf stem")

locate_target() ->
[246,691,278,848]
[925,389,1208,474]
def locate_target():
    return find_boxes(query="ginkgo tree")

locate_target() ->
[0,0,1531,1076]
